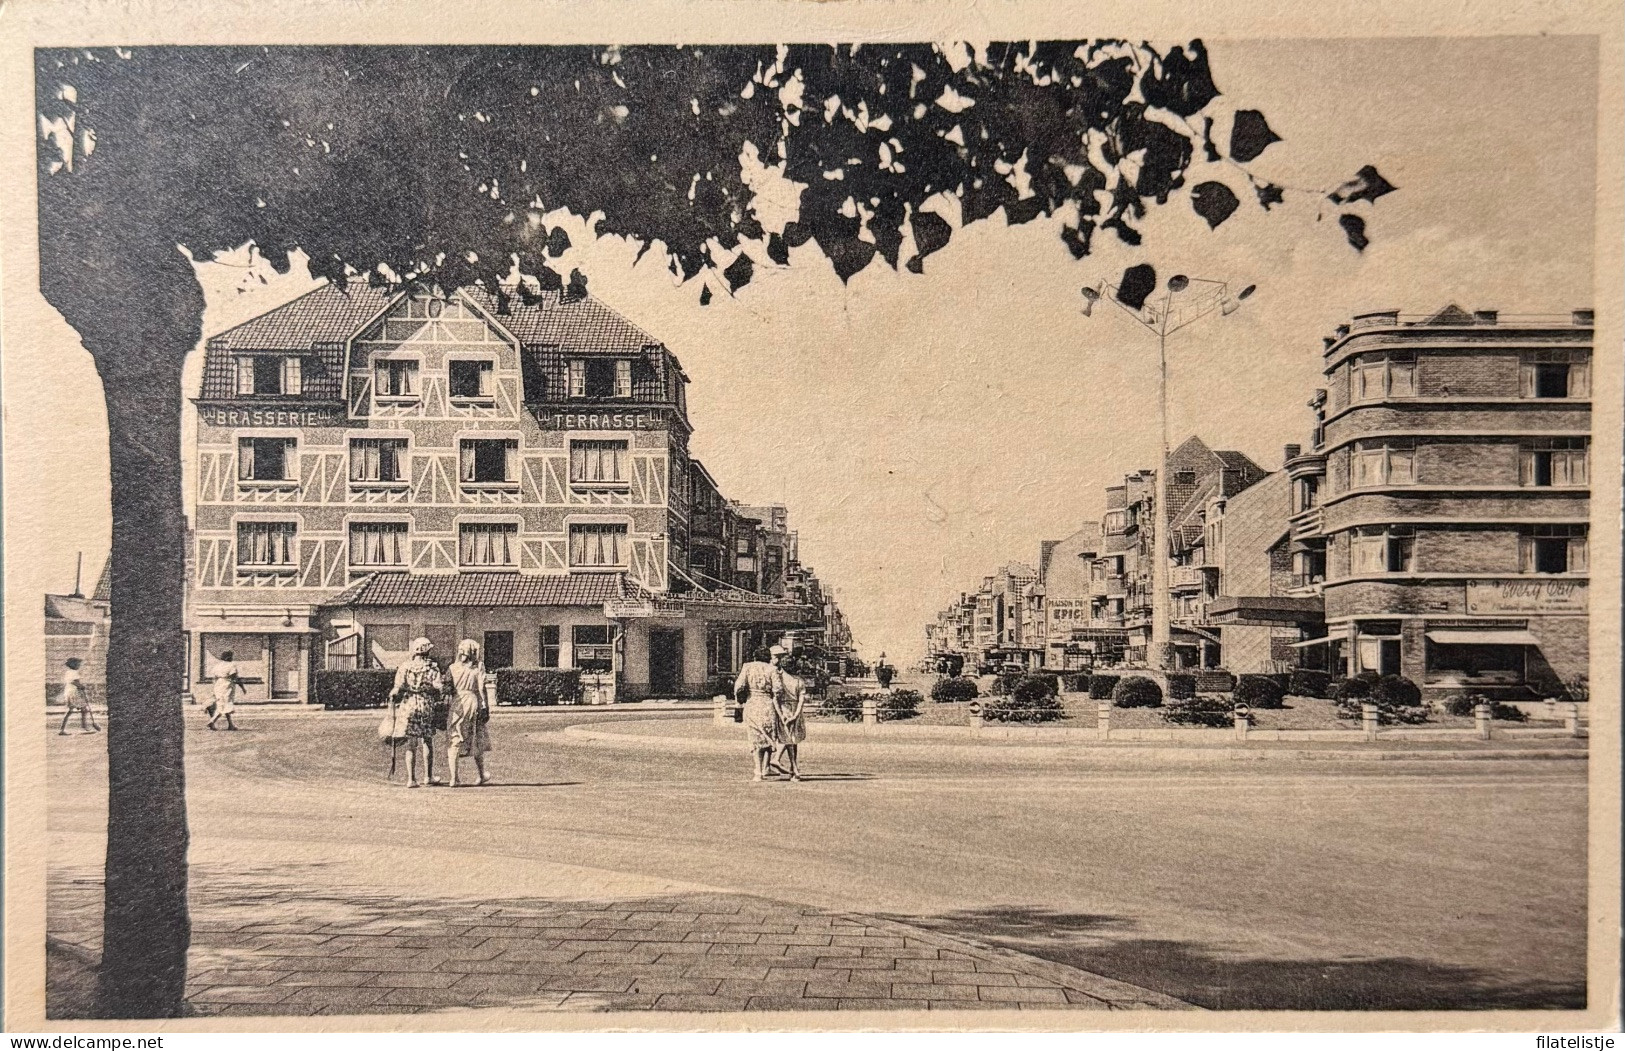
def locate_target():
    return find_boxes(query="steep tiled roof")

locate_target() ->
[90,557,112,603]
[207,284,399,353]
[324,572,646,608]
[461,287,662,353]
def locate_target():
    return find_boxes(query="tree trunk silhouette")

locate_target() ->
[42,241,205,1018]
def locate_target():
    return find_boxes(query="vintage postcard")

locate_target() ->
[2,0,1620,1035]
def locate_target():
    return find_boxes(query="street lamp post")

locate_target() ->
[1082,274,1255,671]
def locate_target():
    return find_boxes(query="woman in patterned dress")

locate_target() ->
[386,637,446,788]
[773,648,807,782]
[734,646,783,782]
[446,639,492,788]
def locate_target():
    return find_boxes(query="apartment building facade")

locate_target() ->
[186,283,822,703]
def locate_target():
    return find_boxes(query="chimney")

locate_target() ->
[1283,444,1301,462]
[1473,310,1498,325]
[1573,309,1594,326]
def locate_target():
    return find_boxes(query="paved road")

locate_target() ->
[47,706,1587,1014]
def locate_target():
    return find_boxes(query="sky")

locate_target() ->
[14,36,1598,663]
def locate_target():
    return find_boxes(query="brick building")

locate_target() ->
[1286,305,1591,697]
[185,282,827,703]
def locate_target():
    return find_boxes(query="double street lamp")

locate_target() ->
[1082,272,1256,671]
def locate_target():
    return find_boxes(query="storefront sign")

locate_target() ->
[1465,579,1587,614]
[1047,599,1092,625]
[604,599,655,618]
[202,406,346,428]
[548,410,668,431]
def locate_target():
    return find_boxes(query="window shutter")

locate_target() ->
[569,360,586,398]
[1570,358,1590,398]
[282,356,302,396]
[1569,536,1588,573]
[236,357,255,395]
[1389,361,1416,398]
[1517,536,1534,573]
[1519,361,1536,398]
[238,439,254,481]
[460,442,476,482]
[614,360,632,398]
[1388,446,1414,484]
[504,442,520,483]
[1572,446,1589,486]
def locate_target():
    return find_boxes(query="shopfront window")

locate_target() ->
[573,624,614,671]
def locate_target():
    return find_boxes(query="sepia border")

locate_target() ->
[2,0,1620,1034]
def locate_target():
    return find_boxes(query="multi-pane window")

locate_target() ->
[349,438,408,483]
[568,358,633,398]
[1521,438,1588,487]
[237,521,298,567]
[459,522,518,567]
[569,523,628,568]
[573,625,614,671]
[1350,440,1416,487]
[570,439,629,485]
[1521,350,1590,399]
[459,439,519,484]
[538,626,561,669]
[1350,526,1414,574]
[238,437,296,482]
[448,359,494,400]
[1520,525,1587,574]
[1351,353,1417,402]
[235,355,302,396]
[374,359,420,399]
[348,522,408,567]
[1294,475,1319,513]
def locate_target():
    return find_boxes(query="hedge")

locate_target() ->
[1372,673,1422,709]
[1334,673,1428,725]
[1161,694,1248,728]
[317,669,396,710]
[980,691,1064,723]
[1444,693,1531,722]
[495,668,582,706]
[1165,673,1196,700]
[1288,669,1334,699]
[930,676,979,703]
[1088,674,1121,700]
[1112,676,1163,708]
[1193,670,1235,694]
[1059,671,1092,693]
[1234,674,1286,710]
[817,692,864,722]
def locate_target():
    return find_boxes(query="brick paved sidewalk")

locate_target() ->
[48,866,1191,1017]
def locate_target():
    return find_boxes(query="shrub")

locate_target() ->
[1331,670,1380,702]
[1443,692,1482,717]
[880,689,923,721]
[1112,676,1163,708]
[1165,673,1197,700]
[1372,674,1422,709]
[1059,671,1092,693]
[317,669,396,710]
[1288,669,1334,699]
[1492,702,1530,722]
[817,692,863,722]
[930,676,979,703]
[495,668,583,706]
[981,691,1064,723]
[1561,674,1589,703]
[1088,674,1121,700]
[990,671,1022,696]
[1234,674,1287,709]
[1013,675,1060,702]
[1161,694,1249,728]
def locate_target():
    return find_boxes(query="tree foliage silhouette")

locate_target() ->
[35,41,1390,1017]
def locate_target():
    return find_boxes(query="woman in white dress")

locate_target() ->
[207,650,240,731]
[446,639,492,788]
[773,648,807,782]
[734,646,783,781]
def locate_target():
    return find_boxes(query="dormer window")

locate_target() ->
[568,358,633,399]
[236,355,302,396]
[449,360,494,400]
[375,359,420,400]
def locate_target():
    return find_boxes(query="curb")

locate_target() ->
[551,724,1588,763]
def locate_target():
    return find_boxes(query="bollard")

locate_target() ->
[1233,703,1251,741]
[968,700,983,729]
[484,675,499,715]
[862,694,878,726]
[1544,698,1559,721]
[1361,702,1380,741]
[1474,702,1492,741]
[713,694,727,725]
[1096,702,1111,737]
[1565,702,1581,737]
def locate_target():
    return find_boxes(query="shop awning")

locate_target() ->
[1289,635,1335,648]
[1424,629,1540,646]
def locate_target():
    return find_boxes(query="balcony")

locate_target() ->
[1169,566,1206,592]
[1290,507,1325,539]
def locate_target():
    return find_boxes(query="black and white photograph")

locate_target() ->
[2,0,1619,1035]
